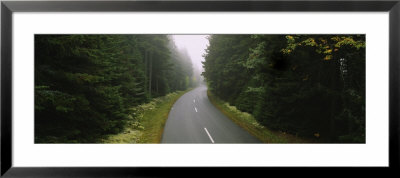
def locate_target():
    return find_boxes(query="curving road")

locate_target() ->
[161,85,261,143]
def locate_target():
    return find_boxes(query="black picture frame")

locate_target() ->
[1,0,399,177]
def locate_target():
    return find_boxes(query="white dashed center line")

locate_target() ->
[194,107,198,112]
[204,128,215,143]
[194,99,195,103]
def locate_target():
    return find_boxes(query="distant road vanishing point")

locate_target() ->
[161,85,261,143]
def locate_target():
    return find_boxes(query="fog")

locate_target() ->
[171,35,209,73]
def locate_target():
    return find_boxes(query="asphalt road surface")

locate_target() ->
[161,85,261,143]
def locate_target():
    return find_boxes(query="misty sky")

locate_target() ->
[171,35,209,72]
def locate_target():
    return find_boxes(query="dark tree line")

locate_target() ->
[35,35,194,143]
[202,35,365,143]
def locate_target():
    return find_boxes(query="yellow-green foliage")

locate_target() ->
[208,90,313,143]
[223,102,266,130]
[102,89,190,143]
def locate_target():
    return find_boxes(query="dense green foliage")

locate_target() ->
[35,35,194,143]
[202,35,365,143]
[102,90,189,143]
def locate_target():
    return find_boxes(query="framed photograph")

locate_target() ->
[1,0,399,176]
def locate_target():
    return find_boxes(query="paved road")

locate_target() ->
[161,85,261,143]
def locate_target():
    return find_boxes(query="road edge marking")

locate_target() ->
[204,128,215,143]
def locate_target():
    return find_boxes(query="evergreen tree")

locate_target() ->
[35,35,194,143]
[202,34,365,143]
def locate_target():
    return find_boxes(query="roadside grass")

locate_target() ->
[102,89,191,143]
[207,90,315,143]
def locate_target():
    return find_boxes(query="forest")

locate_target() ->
[202,35,365,143]
[35,34,366,143]
[34,35,196,143]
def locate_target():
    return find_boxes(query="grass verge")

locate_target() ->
[207,90,315,143]
[102,89,192,143]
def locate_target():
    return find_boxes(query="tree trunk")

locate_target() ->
[156,77,159,94]
[149,51,152,98]
[144,50,148,98]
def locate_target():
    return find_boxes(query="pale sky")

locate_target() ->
[171,35,209,72]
